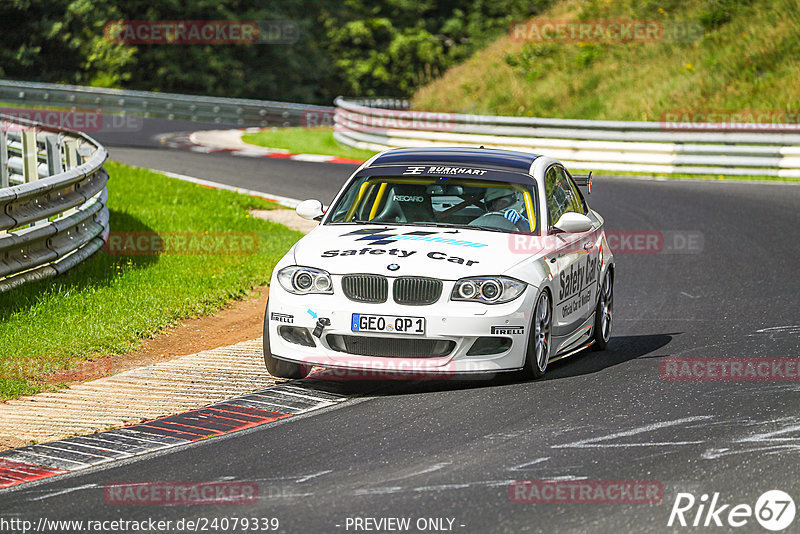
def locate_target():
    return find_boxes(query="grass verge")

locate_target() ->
[241,126,375,161]
[0,161,303,401]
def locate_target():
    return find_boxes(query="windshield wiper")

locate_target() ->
[346,220,511,234]
[346,219,393,225]
[390,221,512,233]
[393,221,464,229]
[465,225,509,233]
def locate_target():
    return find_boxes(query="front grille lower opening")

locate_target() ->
[326,335,455,358]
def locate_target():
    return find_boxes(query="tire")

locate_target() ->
[591,270,613,351]
[521,290,552,379]
[263,300,310,379]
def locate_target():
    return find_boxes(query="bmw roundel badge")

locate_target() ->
[387,263,400,271]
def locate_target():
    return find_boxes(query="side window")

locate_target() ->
[545,166,575,225]
[328,176,368,223]
[558,167,586,215]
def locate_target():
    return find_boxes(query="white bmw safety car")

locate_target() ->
[263,148,614,379]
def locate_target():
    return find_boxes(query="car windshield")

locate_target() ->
[326,176,538,233]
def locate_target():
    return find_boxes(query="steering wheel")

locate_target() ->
[467,212,520,232]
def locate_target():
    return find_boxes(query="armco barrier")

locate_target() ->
[333,98,800,178]
[0,79,334,128]
[0,114,109,293]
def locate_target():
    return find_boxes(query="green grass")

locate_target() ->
[0,161,303,400]
[413,0,800,121]
[242,127,376,161]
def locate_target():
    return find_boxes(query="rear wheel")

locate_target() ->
[263,300,310,379]
[521,290,552,379]
[592,271,613,351]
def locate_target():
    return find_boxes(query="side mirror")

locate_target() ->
[553,212,594,233]
[296,199,324,221]
[572,171,593,194]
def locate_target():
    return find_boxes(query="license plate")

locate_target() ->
[351,314,425,335]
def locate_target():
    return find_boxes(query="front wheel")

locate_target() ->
[592,271,613,351]
[521,290,552,379]
[263,300,310,379]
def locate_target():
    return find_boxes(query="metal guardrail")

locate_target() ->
[0,79,334,128]
[0,114,109,293]
[333,98,800,178]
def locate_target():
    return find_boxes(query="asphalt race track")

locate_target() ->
[110,146,353,202]
[91,118,242,149]
[2,142,799,533]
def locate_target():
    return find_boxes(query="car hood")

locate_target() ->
[292,224,544,279]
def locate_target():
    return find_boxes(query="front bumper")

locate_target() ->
[267,279,538,375]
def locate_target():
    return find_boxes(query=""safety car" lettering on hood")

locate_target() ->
[321,249,480,266]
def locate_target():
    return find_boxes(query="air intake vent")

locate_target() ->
[342,274,388,303]
[326,335,455,358]
[393,277,442,305]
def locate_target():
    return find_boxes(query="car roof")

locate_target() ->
[367,147,541,174]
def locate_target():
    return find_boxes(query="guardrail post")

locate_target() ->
[64,139,81,169]
[46,134,63,175]
[0,129,8,188]
[21,129,38,182]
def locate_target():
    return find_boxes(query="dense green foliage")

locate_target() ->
[0,0,552,104]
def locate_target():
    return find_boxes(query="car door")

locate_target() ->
[545,165,599,352]
[563,168,602,324]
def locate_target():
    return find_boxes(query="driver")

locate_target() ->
[484,188,530,230]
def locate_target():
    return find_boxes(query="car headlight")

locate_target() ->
[278,266,333,295]
[451,276,526,304]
